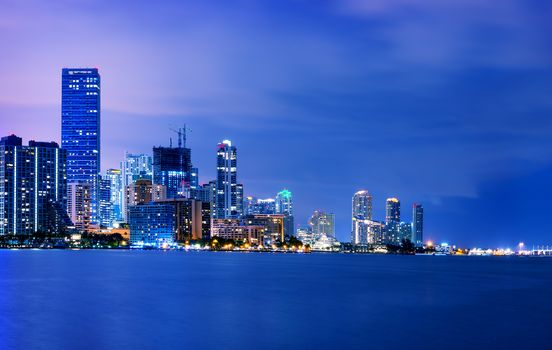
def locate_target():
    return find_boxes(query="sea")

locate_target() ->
[1,250,551,350]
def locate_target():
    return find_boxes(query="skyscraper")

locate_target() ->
[121,153,152,221]
[105,169,124,223]
[153,132,193,199]
[412,203,424,246]
[351,190,372,244]
[61,68,101,224]
[309,210,335,240]
[385,197,401,244]
[385,198,400,224]
[0,135,69,235]
[67,182,92,232]
[215,140,243,218]
[275,189,294,237]
[98,176,112,228]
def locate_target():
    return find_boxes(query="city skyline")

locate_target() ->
[1,1,551,246]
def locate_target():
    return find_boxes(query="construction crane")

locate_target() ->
[168,124,192,148]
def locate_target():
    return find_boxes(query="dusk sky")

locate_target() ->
[1,0,551,247]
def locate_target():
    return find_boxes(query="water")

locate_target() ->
[1,250,551,350]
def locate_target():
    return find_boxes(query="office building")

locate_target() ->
[98,176,112,227]
[412,203,424,246]
[215,140,243,218]
[61,68,101,225]
[129,198,210,245]
[153,130,193,199]
[0,135,69,235]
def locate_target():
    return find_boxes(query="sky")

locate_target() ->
[1,0,551,247]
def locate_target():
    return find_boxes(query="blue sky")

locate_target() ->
[1,0,551,246]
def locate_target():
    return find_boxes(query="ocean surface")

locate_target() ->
[1,250,551,350]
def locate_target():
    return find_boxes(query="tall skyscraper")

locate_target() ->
[153,131,193,199]
[309,210,335,239]
[0,135,69,235]
[351,190,372,244]
[412,203,424,246]
[105,169,123,223]
[385,197,401,244]
[98,176,112,228]
[121,153,153,222]
[61,68,101,224]
[275,189,294,237]
[385,198,400,224]
[67,182,92,232]
[215,140,243,218]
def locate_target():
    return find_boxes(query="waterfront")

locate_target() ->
[1,251,551,350]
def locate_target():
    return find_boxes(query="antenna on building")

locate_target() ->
[169,137,173,148]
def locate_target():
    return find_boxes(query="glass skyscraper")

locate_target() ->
[215,140,243,218]
[153,144,192,199]
[351,190,372,244]
[412,203,424,246]
[61,68,101,224]
[0,135,69,235]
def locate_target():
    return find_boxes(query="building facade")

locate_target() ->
[412,203,424,246]
[0,135,69,235]
[351,190,372,244]
[105,169,123,223]
[215,140,243,218]
[309,210,335,240]
[275,189,294,237]
[67,182,92,232]
[61,68,101,225]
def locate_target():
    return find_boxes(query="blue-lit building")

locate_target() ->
[61,68,101,224]
[215,140,243,218]
[153,139,192,199]
[121,153,152,222]
[98,176,112,228]
[412,203,424,246]
[129,199,210,245]
[128,202,175,245]
[0,135,70,235]
[105,169,123,223]
[275,189,294,237]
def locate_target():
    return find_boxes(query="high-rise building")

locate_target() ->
[351,190,372,244]
[98,176,112,228]
[244,214,285,245]
[122,153,153,185]
[215,140,243,218]
[244,197,276,215]
[309,210,335,240]
[399,222,413,243]
[0,135,69,235]
[126,179,167,208]
[67,182,92,232]
[105,169,123,223]
[412,203,424,246]
[385,198,401,244]
[61,68,101,225]
[121,153,153,221]
[275,189,294,237]
[153,136,193,199]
